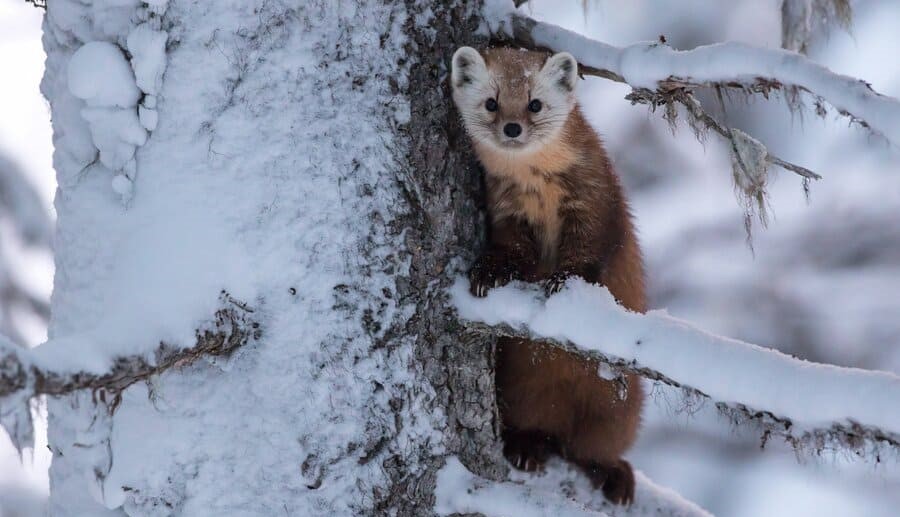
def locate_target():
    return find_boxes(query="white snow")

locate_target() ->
[451,277,900,438]
[480,0,516,36]
[435,456,712,517]
[0,4,56,514]
[79,106,146,170]
[37,0,440,514]
[46,0,139,49]
[109,173,133,201]
[65,39,149,198]
[143,0,168,14]
[435,457,606,517]
[126,24,167,96]
[488,2,900,144]
[7,0,896,515]
[138,104,158,131]
[67,41,141,109]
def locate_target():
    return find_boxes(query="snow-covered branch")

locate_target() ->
[489,5,900,144]
[626,88,821,182]
[451,278,900,456]
[0,292,259,452]
[483,0,897,200]
[435,457,712,517]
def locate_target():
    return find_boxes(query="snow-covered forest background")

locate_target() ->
[0,2,54,515]
[1,0,899,515]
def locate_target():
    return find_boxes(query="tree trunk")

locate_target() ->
[41,0,502,515]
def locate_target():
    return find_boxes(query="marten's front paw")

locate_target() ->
[582,459,635,505]
[468,257,510,297]
[543,271,571,296]
[502,429,556,472]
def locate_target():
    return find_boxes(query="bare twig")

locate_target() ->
[625,87,822,182]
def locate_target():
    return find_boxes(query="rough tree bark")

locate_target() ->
[35,0,504,515]
[380,0,509,513]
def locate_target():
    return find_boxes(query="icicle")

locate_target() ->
[0,337,34,455]
[0,397,34,456]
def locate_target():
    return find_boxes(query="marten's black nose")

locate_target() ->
[503,123,522,138]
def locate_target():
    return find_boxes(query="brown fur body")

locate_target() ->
[456,48,646,504]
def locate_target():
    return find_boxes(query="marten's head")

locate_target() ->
[451,47,578,154]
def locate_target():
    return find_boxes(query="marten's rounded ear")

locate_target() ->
[541,52,578,93]
[451,47,487,90]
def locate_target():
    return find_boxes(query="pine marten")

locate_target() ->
[451,46,645,505]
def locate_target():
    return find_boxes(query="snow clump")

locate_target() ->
[67,40,148,202]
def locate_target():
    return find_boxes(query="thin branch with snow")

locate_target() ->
[626,87,821,182]
[451,278,900,457]
[0,292,260,452]
[490,6,900,143]
[624,86,819,237]
[484,2,900,200]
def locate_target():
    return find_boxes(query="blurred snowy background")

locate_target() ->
[0,1,52,516]
[1,0,898,515]
[527,1,900,516]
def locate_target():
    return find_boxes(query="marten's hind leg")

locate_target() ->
[496,338,574,472]
[501,427,559,472]
[564,374,643,505]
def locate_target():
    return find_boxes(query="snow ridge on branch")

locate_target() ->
[435,457,713,517]
[488,4,900,144]
[451,278,900,457]
[0,292,260,452]
[483,0,899,237]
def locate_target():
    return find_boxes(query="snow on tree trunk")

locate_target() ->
[40,0,502,514]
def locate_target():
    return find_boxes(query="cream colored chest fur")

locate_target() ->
[476,142,578,262]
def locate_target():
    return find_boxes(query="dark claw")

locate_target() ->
[581,460,636,506]
[468,255,512,298]
[502,429,557,473]
[543,272,569,297]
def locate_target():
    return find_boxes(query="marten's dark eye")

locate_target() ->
[528,99,542,113]
[485,98,498,112]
